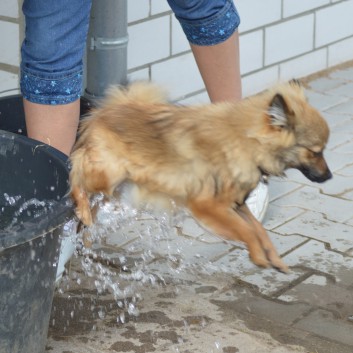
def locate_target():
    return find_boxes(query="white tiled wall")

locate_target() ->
[279,49,327,81]
[151,52,204,100]
[264,15,315,65]
[127,16,170,69]
[236,0,282,32]
[315,1,353,47]
[282,0,330,17]
[328,36,353,67]
[0,21,20,66]
[0,0,20,96]
[239,31,263,75]
[0,1,19,19]
[1,0,353,101]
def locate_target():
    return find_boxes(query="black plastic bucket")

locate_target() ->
[0,95,91,353]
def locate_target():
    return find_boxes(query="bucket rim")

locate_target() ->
[0,130,74,251]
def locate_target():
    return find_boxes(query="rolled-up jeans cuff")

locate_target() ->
[20,66,83,105]
[177,0,240,46]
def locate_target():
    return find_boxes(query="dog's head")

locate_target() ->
[265,80,332,183]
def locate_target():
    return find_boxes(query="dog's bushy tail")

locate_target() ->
[104,81,169,107]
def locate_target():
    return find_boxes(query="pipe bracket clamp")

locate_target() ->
[90,35,129,50]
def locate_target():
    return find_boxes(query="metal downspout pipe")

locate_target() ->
[84,0,128,100]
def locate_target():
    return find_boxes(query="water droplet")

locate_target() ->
[119,312,125,323]
[98,309,105,319]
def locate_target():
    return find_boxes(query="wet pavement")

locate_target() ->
[47,63,353,353]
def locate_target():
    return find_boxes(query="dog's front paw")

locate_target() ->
[249,247,289,273]
[249,249,270,269]
[75,205,93,227]
[266,249,289,273]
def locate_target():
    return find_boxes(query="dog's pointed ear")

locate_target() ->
[268,93,292,129]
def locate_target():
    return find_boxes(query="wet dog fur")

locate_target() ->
[69,80,332,272]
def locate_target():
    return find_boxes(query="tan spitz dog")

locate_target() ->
[69,80,332,272]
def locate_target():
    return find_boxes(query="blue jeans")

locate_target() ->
[21,0,240,105]
[167,0,240,45]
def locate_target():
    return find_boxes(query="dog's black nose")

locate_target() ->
[324,169,333,181]
[314,169,333,183]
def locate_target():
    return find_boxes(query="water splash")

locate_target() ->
[0,193,56,230]
[58,189,223,337]
[58,193,193,322]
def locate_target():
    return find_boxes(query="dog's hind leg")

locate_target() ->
[188,198,270,269]
[238,204,289,273]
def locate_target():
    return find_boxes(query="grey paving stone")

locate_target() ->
[326,99,353,115]
[326,81,353,98]
[305,90,349,111]
[212,246,307,296]
[322,111,352,129]
[273,210,353,253]
[154,236,235,263]
[332,139,353,154]
[278,274,353,319]
[294,309,353,347]
[239,268,306,297]
[214,293,311,327]
[308,77,346,92]
[146,258,208,283]
[272,185,353,223]
[330,67,353,81]
[180,216,208,238]
[196,231,229,244]
[282,240,353,284]
[263,204,304,230]
[335,163,353,177]
[268,177,303,202]
[104,226,145,247]
[266,231,308,255]
[110,221,175,244]
[327,131,353,151]
[283,169,317,187]
[343,190,353,202]
[330,117,353,135]
[281,166,348,192]
[324,149,353,173]
[316,173,353,197]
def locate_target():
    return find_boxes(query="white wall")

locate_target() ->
[0,0,20,96]
[1,0,353,101]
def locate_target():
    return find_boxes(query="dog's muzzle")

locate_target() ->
[299,166,333,183]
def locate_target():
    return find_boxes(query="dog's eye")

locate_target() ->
[310,150,323,157]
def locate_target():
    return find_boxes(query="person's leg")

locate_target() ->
[21,0,92,155]
[167,0,241,102]
[23,100,80,156]
[190,31,242,102]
